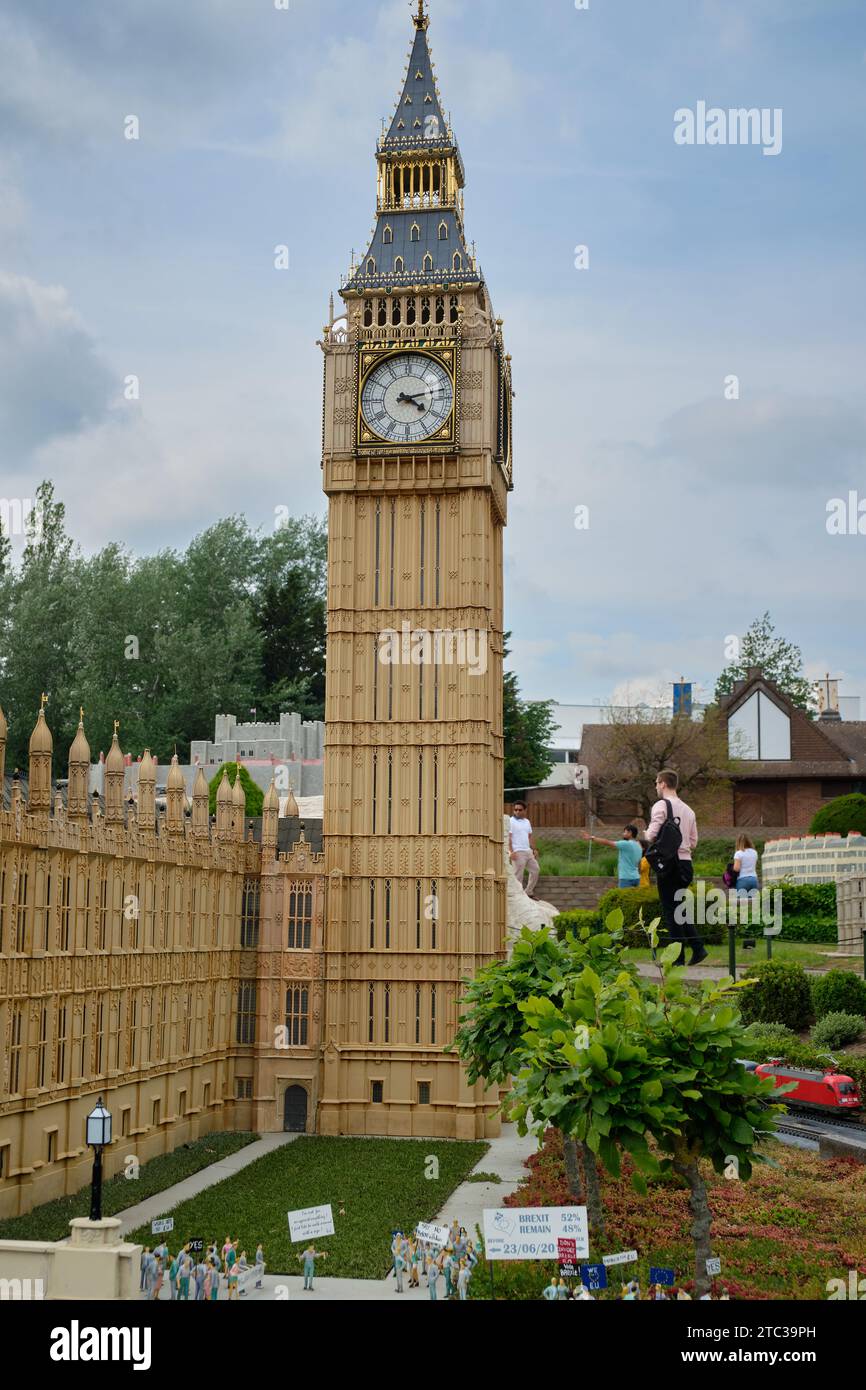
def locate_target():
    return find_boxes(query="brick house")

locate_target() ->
[578,669,866,833]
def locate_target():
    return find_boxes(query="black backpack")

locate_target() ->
[645,798,683,878]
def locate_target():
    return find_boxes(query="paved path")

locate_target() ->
[134,1124,538,1301]
[117,1133,298,1237]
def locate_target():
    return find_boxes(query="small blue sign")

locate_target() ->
[579,1262,608,1291]
[673,683,693,717]
[649,1267,676,1286]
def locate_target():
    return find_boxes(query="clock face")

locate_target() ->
[361,353,454,444]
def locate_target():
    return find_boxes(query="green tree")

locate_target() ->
[449,920,635,1228]
[503,636,555,791]
[207,763,264,817]
[254,566,326,721]
[512,919,783,1295]
[715,612,814,713]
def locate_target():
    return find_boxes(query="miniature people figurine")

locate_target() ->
[573,1283,595,1301]
[298,1244,328,1291]
[556,1277,569,1300]
[427,1253,441,1301]
[195,1256,208,1301]
[140,1247,151,1292]
[255,1243,265,1288]
[209,1258,220,1301]
[457,1259,471,1301]
[542,1275,560,1300]
[152,1256,164,1301]
[394,1244,406,1293]
[621,1279,640,1300]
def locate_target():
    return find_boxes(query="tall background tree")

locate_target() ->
[0,481,328,772]
[714,612,815,713]
[503,634,555,792]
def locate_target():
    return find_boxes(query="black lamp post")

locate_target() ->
[86,1097,112,1221]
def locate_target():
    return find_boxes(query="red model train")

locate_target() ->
[752,1058,862,1114]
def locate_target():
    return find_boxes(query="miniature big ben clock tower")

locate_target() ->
[319,0,512,1140]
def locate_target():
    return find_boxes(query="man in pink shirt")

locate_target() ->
[644,769,707,967]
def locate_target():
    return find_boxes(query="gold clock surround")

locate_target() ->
[356,342,460,453]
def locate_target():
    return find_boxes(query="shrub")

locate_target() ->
[738,960,813,1031]
[207,762,264,818]
[809,793,866,837]
[552,908,601,940]
[774,882,837,917]
[811,970,866,1021]
[774,917,837,944]
[811,1012,866,1050]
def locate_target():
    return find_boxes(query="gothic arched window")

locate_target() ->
[377,298,388,327]
[438,221,449,240]
[394,256,404,273]
[422,253,433,272]
[410,223,421,243]
[367,257,376,274]
[363,299,373,328]
[421,296,431,325]
[383,225,393,245]
[435,296,445,325]
[452,252,463,271]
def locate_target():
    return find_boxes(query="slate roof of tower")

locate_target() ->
[344,11,480,295]
[382,23,454,161]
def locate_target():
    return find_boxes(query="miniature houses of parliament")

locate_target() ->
[0,2,511,1219]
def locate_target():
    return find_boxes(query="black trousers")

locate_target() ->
[657,860,702,959]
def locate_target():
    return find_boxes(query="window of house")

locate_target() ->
[152,1099,161,1128]
[418,1082,431,1106]
[203,1082,211,1109]
[371,1080,384,1104]
[728,692,791,760]
[121,1107,131,1138]
[46,1130,57,1163]
[235,1077,253,1100]
[178,1089,187,1117]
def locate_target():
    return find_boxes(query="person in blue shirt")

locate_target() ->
[581,824,643,888]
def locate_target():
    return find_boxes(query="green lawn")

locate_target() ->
[623,941,845,972]
[126,1136,488,1278]
[536,837,724,880]
[0,1132,258,1243]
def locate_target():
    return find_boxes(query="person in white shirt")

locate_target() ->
[509,801,540,896]
[733,835,759,896]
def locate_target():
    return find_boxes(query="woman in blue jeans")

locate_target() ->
[733,835,760,896]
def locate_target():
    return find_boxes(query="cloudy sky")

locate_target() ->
[1,0,864,707]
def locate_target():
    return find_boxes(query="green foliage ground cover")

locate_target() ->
[126,1136,488,1278]
[0,1132,258,1242]
[470,1129,866,1301]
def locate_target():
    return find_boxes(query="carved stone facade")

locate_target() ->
[0,711,326,1220]
[317,3,510,1139]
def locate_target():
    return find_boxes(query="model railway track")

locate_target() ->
[784,1109,866,1138]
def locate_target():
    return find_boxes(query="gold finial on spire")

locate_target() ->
[79,706,85,724]
[414,0,429,30]
[114,719,120,736]
[40,691,48,710]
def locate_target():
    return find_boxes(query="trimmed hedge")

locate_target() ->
[207,762,264,817]
[809,794,866,836]
[553,908,602,939]
[811,970,866,1020]
[738,960,814,1031]
[596,885,729,945]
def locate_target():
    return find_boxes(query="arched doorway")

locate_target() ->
[283,1085,308,1133]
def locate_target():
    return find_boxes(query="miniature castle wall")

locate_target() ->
[761,833,866,885]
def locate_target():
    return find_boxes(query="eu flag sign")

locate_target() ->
[673,682,693,716]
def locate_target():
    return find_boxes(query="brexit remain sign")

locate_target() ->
[483,1207,589,1262]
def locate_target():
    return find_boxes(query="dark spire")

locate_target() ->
[343,4,479,296]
